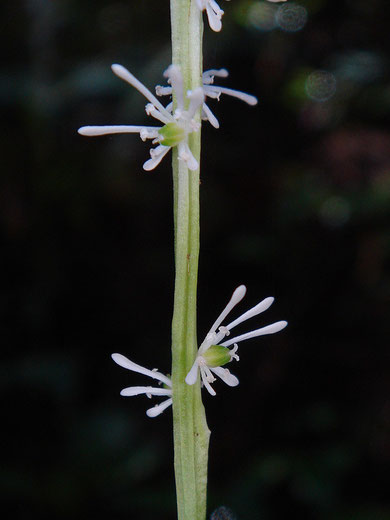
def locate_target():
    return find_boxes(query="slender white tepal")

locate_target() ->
[111,353,172,418]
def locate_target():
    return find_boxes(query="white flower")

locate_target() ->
[112,353,172,418]
[185,285,287,395]
[196,0,225,32]
[156,68,257,129]
[78,64,204,171]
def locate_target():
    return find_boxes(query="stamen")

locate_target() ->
[200,368,217,396]
[230,344,240,361]
[205,85,258,105]
[202,68,229,84]
[145,103,171,125]
[155,85,172,96]
[140,128,160,141]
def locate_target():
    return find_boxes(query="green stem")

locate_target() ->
[170,2,210,520]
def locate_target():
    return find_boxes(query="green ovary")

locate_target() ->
[202,345,232,368]
[159,122,185,146]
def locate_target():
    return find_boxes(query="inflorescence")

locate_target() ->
[78,63,257,170]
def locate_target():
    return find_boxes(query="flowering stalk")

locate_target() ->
[169,2,209,520]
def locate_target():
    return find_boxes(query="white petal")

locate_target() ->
[210,366,239,387]
[206,3,223,32]
[200,368,217,396]
[202,103,220,128]
[186,87,205,119]
[111,353,172,387]
[143,144,171,171]
[111,64,172,119]
[78,125,158,137]
[220,320,288,347]
[226,297,274,331]
[205,85,258,106]
[120,386,172,397]
[146,398,173,417]
[178,142,199,171]
[205,285,247,339]
[185,359,200,385]
[164,65,184,110]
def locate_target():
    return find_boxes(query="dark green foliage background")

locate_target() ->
[1,1,389,519]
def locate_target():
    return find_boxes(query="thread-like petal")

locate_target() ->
[78,125,158,136]
[206,285,247,339]
[220,320,288,347]
[202,103,220,128]
[111,353,172,386]
[120,386,172,397]
[111,64,171,118]
[226,297,274,331]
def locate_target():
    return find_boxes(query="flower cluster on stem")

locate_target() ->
[186,285,287,395]
[78,64,203,171]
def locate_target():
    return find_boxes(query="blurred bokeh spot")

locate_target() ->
[210,506,237,520]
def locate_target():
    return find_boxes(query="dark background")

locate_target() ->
[2,1,390,519]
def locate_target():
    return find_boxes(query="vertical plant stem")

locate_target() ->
[170,2,210,520]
